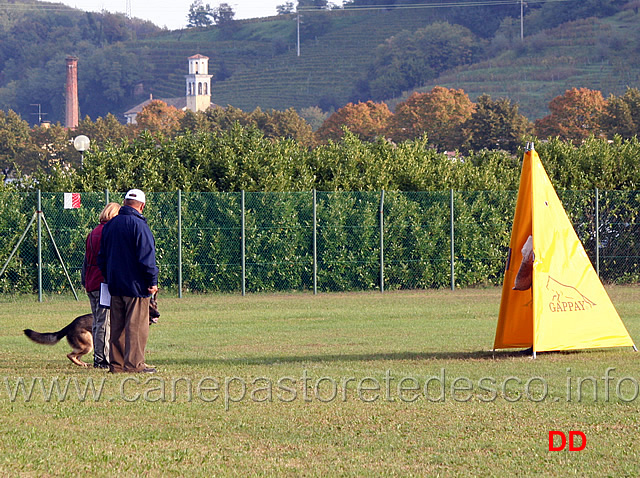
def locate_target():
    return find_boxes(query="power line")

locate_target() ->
[0,3,80,13]
[295,0,576,51]
[294,0,572,55]
[298,0,574,13]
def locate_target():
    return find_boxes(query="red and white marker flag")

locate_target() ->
[63,193,81,209]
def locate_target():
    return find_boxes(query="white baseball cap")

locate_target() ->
[125,189,146,204]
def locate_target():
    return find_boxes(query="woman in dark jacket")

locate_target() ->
[83,202,121,369]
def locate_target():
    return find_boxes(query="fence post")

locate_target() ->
[104,189,109,205]
[241,190,246,296]
[178,189,183,298]
[380,190,385,293]
[37,189,42,302]
[595,187,599,277]
[450,189,455,291]
[313,189,317,295]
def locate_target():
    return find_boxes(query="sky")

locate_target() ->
[57,1,287,30]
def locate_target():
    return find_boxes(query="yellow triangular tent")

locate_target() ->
[494,144,635,354]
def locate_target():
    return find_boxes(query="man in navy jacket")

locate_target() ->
[98,189,159,373]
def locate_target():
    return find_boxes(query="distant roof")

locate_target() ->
[188,54,209,60]
[124,97,188,116]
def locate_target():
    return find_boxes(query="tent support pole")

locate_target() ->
[41,213,78,300]
[0,212,37,279]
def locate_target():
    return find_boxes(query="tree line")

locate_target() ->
[318,86,640,152]
[0,85,639,193]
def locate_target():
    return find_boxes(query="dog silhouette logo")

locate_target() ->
[546,276,596,313]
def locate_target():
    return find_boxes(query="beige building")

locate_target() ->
[124,54,213,124]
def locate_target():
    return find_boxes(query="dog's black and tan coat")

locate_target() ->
[23,295,160,367]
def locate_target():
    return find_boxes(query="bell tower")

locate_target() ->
[185,54,212,112]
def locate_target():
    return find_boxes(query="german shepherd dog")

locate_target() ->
[23,295,160,367]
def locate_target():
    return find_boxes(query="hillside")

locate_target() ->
[1,1,639,123]
[409,11,640,120]
[122,6,640,122]
[128,8,469,111]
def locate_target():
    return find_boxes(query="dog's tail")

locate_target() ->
[23,322,73,346]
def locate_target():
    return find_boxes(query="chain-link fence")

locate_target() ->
[1,189,639,299]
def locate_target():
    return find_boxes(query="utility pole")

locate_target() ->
[296,13,301,57]
[520,0,524,40]
[126,0,132,18]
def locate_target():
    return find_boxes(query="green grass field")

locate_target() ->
[2,287,640,476]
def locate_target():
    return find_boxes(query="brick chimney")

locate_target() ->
[65,56,79,129]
